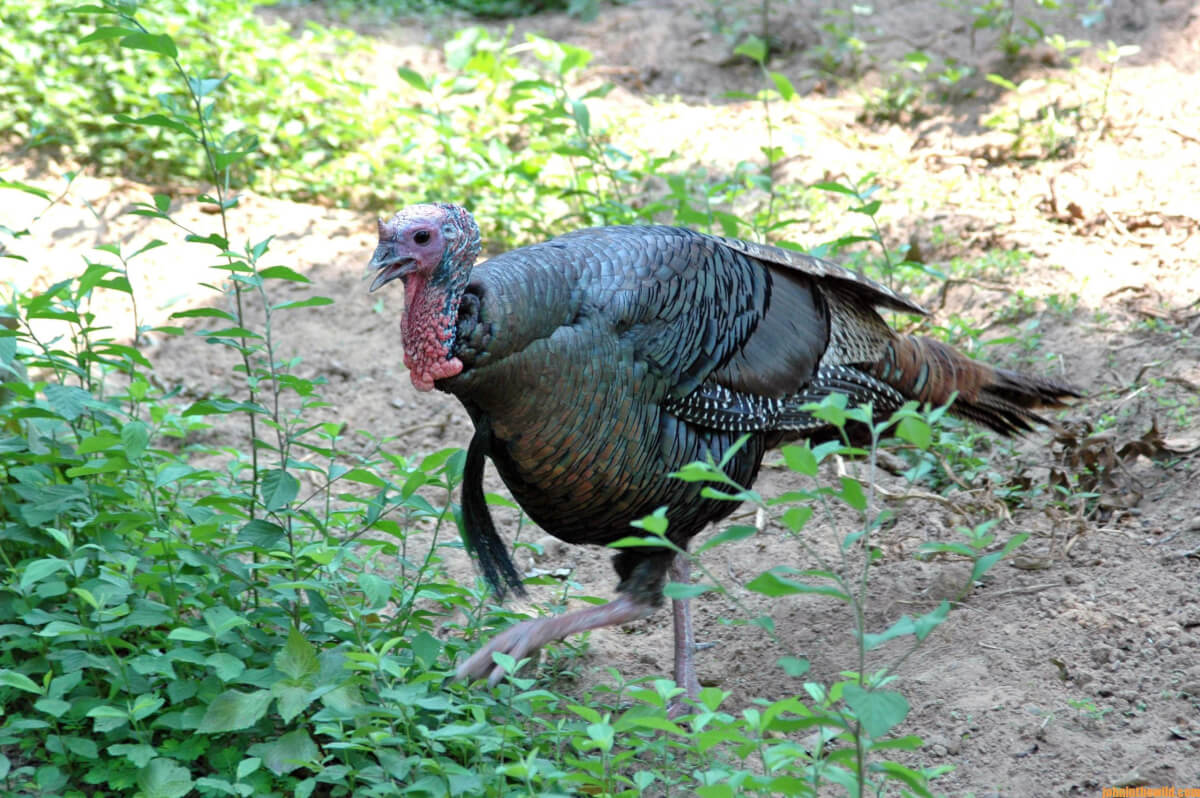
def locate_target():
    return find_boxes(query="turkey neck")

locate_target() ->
[400,227,479,392]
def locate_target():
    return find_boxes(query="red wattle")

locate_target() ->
[400,272,462,391]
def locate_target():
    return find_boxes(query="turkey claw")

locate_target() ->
[455,618,546,688]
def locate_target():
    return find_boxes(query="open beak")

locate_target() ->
[368,246,416,293]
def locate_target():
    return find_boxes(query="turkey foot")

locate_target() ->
[456,594,657,688]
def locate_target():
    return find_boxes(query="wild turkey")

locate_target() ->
[368,202,1080,695]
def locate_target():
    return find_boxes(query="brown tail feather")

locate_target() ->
[871,335,1082,436]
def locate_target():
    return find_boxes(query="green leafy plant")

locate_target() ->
[0,5,593,795]
[982,74,1078,161]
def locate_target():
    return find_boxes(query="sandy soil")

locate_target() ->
[6,0,1200,793]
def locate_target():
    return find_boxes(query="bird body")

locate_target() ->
[369,203,1079,690]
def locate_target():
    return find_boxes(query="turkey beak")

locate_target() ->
[368,244,416,292]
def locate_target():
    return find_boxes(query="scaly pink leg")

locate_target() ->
[456,594,658,688]
[670,554,702,712]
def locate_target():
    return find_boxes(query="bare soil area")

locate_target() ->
[6,0,1200,793]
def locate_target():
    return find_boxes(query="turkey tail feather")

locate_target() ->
[463,425,526,598]
[872,335,1081,436]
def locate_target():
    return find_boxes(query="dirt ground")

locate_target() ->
[6,0,1200,793]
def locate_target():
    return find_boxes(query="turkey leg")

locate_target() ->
[670,554,702,703]
[457,555,704,702]
[456,594,657,688]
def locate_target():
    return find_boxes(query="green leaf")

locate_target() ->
[237,519,286,550]
[971,533,1029,585]
[733,35,767,64]
[189,76,225,98]
[342,468,386,487]
[43,383,92,421]
[781,444,818,476]
[258,265,310,283]
[777,656,810,677]
[167,628,210,642]
[663,581,712,600]
[569,703,601,723]
[0,180,52,200]
[359,573,391,610]
[120,32,178,58]
[913,601,950,640]
[273,296,333,311]
[903,51,931,71]
[0,670,42,694]
[35,698,71,717]
[838,476,867,511]
[986,73,1019,91]
[608,535,674,549]
[411,632,441,666]
[586,720,614,753]
[395,66,430,92]
[121,421,149,459]
[570,99,590,136]
[86,705,128,720]
[696,785,735,798]
[780,506,812,533]
[843,685,908,738]
[137,758,194,798]
[916,541,976,559]
[896,416,931,449]
[202,326,261,339]
[745,569,850,601]
[252,729,318,776]
[260,469,299,511]
[109,743,157,768]
[206,653,245,683]
[170,307,236,320]
[874,761,934,796]
[181,398,262,417]
[769,70,796,101]
[65,736,99,759]
[275,628,320,681]
[197,690,272,733]
[78,26,132,44]
[871,734,925,751]
[114,113,195,138]
[851,199,882,217]
[34,764,66,793]
[76,432,121,451]
[274,685,312,725]
[862,615,916,651]
[155,463,196,487]
[629,506,669,536]
[693,524,756,554]
[205,605,249,637]
[20,558,68,591]
[213,150,251,171]
[813,180,855,195]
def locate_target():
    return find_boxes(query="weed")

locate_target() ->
[1094,41,1140,136]
[983,74,1078,161]
[813,4,875,78]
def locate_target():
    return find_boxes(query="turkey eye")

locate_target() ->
[414,230,431,245]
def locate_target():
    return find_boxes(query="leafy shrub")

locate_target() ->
[1,0,379,202]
